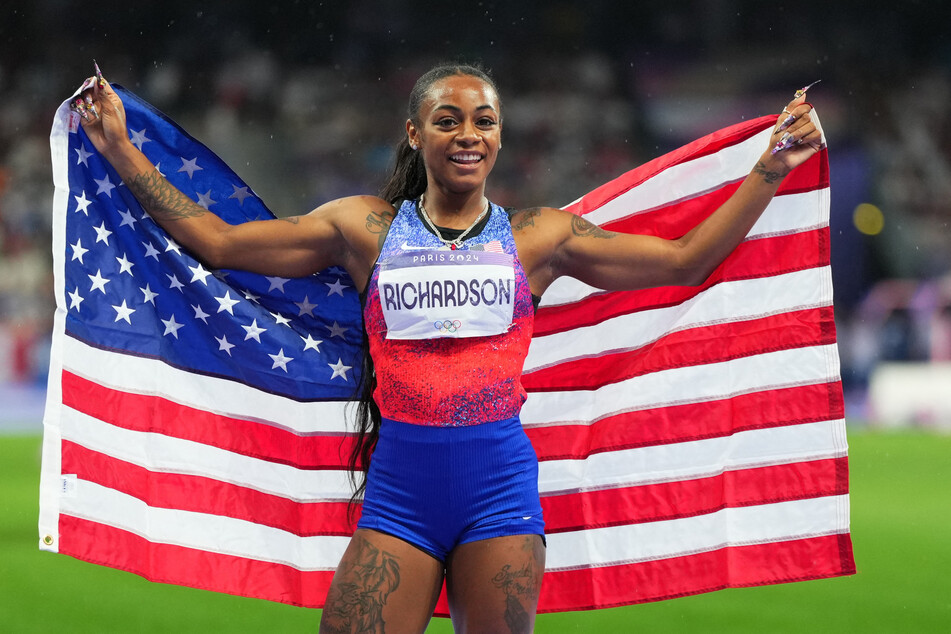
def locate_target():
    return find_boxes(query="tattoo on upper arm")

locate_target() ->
[752,160,788,185]
[570,215,615,239]
[365,209,395,249]
[126,169,207,220]
[511,207,542,232]
[279,216,301,224]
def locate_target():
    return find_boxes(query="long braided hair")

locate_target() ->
[347,63,501,518]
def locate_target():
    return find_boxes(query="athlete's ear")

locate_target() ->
[406,119,420,151]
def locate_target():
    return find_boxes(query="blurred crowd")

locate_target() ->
[1,1,950,421]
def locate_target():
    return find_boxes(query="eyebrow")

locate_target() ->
[432,104,497,115]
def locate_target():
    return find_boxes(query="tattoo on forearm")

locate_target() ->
[127,169,207,220]
[752,161,788,185]
[570,215,615,239]
[365,209,395,249]
[511,207,542,232]
[323,536,400,632]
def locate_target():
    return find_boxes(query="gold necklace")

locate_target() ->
[418,195,489,250]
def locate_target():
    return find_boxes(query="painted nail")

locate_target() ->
[94,59,105,87]
[73,98,90,121]
[778,113,797,131]
[794,80,821,99]
[771,133,797,155]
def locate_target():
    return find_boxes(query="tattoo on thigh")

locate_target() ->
[570,215,615,239]
[490,538,542,633]
[365,210,395,249]
[511,207,542,232]
[324,536,401,633]
[127,170,207,220]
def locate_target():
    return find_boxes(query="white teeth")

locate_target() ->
[452,153,481,162]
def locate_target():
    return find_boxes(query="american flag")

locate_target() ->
[40,85,854,614]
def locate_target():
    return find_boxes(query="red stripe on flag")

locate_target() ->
[602,160,828,239]
[539,533,856,612]
[564,116,777,217]
[61,371,355,469]
[525,307,837,392]
[534,227,830,336]
[526,382,845,461]
[58,515,334,608]
[61,441,360,537]
[541,458,849,533]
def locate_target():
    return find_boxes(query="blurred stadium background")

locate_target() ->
[1,1,950,631]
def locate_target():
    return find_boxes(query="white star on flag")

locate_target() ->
[266,277,289,293]
[294,296,317,317]
[189,264,213,285]
[142,241,160,260]
[164,237,182,255]
[325,279,348,297]
[68,288,84,311]
[74,191,92,215]
[116,254,135,276]
[242,319,267,343]
[70,239,89,263]
[229,185,252,205]
[93,222,113,245]
[268,349,293,372]
[178,157,203,178]
[130,128,151,150]
[167,274,185,292]
[112,300,135,324]
[328,358,352,381]
[242,289,261,302]
[215,291,240,314]
[271,312,292,327]
[88,269,110,294]
[118,208,138,228]
[140,284,159,305]
[75,144,93,166]
[301,334,322,352]
[161,315,184,339]
[215,334,235,356]
[327,321,348,339]
[192,304,210,323]
[196,190,216,209]
[94,175,117,197]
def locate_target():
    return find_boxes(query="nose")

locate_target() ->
[457,119,481,145]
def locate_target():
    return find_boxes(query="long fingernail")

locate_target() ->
[771,133,797,155]
[94,59,105,87]
[794,79,821,99]
[73,98,90,121]
[778,113,796,131]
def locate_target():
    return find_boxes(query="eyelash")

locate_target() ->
[435,118,497,128]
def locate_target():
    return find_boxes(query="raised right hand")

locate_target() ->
[72,74,130,157]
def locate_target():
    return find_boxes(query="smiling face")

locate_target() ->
[407,73,502,199]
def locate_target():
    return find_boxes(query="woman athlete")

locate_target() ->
[75,63,821,633]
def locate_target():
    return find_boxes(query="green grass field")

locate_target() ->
[2,430,949,632]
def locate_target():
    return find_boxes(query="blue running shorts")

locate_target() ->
[357,415,546,562]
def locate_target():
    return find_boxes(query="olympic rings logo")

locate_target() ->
[434,319,462,333]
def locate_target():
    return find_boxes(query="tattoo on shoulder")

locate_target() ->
[511,207,543,232]
[570,215,615,239]
[365,209,395,249]
[127,169,207,220]
[752,161,787,185]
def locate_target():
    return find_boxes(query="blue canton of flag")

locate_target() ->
[63,86,363,400]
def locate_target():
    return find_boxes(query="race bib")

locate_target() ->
[377,249,516,339]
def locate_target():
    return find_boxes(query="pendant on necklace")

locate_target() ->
[450,244,457,250]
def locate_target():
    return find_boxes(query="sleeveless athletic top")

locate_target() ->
[363,199,535,426]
